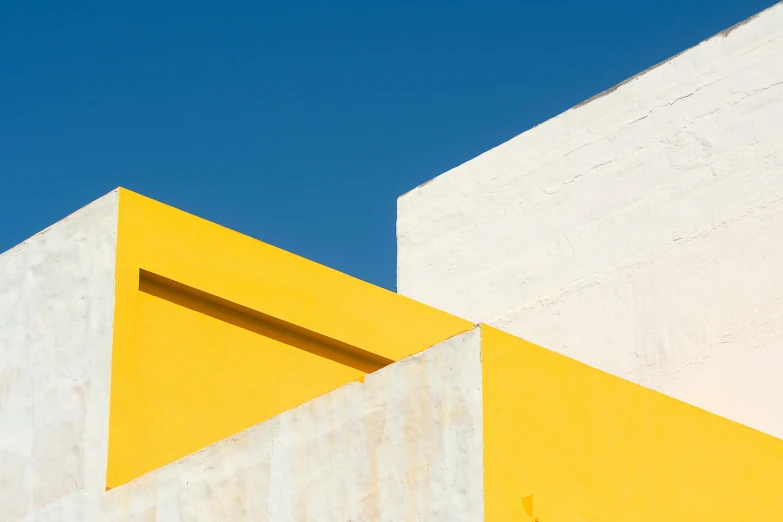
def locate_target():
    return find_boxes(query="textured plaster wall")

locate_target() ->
[102,328,483,522]
[0,191,119,521]
[398,3,783,437]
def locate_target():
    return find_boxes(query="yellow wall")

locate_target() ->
[108,187,783,516]
[482,325,783,521]
[108,189,472,488]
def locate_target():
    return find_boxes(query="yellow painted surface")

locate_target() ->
[482,325,783,521]
[108,188,472,488]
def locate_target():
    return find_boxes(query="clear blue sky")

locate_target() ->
[1,0,776,290]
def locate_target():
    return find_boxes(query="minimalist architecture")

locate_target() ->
[4,3,783,521]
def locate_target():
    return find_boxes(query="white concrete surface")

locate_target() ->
[102,328,483,522]
[398,3,783,438]
[0,190,119,521]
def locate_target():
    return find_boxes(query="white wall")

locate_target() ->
[398,3,783,438]
[101,328,483,522]
[0,191,119,521]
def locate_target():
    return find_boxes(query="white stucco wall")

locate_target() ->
[101,328,483,522]
[398,3,783,438]
[0,191,119,521]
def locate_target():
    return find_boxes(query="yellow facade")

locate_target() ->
[108,189,472,488]
[483,325,783,521]
[106,189,783,520]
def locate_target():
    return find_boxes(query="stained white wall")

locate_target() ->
[398,3,783,438]
[0,191,119,521]
[101,328,483,522]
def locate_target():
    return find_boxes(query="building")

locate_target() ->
[3,3,783,521]
[398,0,783,439]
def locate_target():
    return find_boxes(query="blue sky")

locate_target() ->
[1,0,776,290]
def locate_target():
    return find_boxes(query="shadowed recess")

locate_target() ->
[138,269,393,373]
